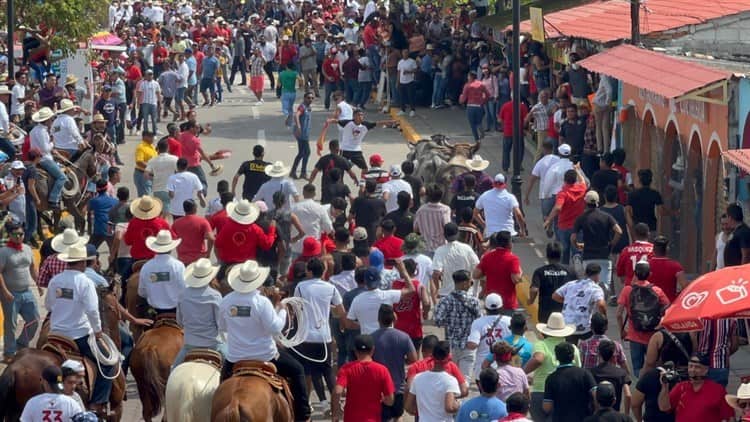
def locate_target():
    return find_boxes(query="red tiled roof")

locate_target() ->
[519,0,750,42]
[577,45,731,98]
[723,149,750,174]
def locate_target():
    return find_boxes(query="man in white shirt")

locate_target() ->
[11,72,30,119]
[343,19,359,44]
[29,108,67,207]
[138,230,186,313]
[218,260,311,420]
[291,184,333,257]
[525,139,561,226]
[347,264,416,334]
[431,223,479,301]
[136,69,161,134]
[146,139,178,214]
[167,158,206,218]
[336,107,385,171]
[150,1,165,23]
[465,294,512,381]
[404,340,461,420]
[51,99,86,157]
[20,365,84,422]
[541,143,575,234]
[396,50,418,117]
[382,165,413,213]
[332,91,353,143]
[474,174,526,238]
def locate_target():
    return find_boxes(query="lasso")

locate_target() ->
[275,297,330,364]
[88,333,123,380]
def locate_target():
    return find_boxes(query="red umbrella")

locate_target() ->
[661,264,750,332]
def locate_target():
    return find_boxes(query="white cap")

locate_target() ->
[10,161,25,170]
[558,143,572,156]
[585,190,599,205]
[62,359,85,373]
[494,173,506,184]
[485,293,503,310]
[389,164,402,177]
[347,18,355,24]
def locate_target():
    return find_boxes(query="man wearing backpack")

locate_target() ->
[616,258,670,377]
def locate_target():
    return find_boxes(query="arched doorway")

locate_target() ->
[681,131,703,273]
[639,109,656,171]
[661,120,683,259]
[704,139,724,271]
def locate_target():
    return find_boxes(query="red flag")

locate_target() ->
[316,121,330,156]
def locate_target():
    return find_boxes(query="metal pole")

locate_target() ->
[6,0,14,78]
[511,0,522,204]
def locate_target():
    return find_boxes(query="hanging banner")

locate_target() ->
[529,7,545,42]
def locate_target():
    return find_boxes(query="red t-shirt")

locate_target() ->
[668,379,734,422]
[279,45,298,67]
[391,279,423,339]
[498,101,529,136]
[615,241,654,285]
[126,64,142,82]
[648,256,684,302]
[172,214,212,265]
[323,57,341,82]
[336,360,394,422]
[406,357,466,386]
[612,164,631,204]
[555,182,586,229]
[209,209,230,233]
[179,131,202,167]
[123,217,172,260]
[153,46,169,65]
[477,248,521,309]
[363,25,377,48]
[167,136,182,157]
[617,281,670,345]
[215,220,276,264]
[372,235,404,262]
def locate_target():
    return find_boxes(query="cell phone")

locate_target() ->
[16,177,21,186]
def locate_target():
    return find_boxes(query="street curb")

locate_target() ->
[389,109,422,143]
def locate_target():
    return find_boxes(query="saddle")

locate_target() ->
[41,334,97,402]
[152,313,182,331]
[184,349,223,370]
[232,360,294,411]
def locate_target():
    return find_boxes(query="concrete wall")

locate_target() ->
[654,11,750,59]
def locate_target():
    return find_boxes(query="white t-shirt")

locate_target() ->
[145,153,178,192]
[20,393,84,422]
[11,84,25,116]
[541,158,574,197]
[397,58,417,84]
[347,289,402,334]
[532,154,561,199]
[475,188,520,237]
[178,61,189,89]
[409,371,461,422]
[554,278,604,334]
[339,120,375,152]
[138,254,186,310]
[167,171,202,216]
[403,253,433,296]
[218,290,287,362]
[467,314,512,380]
[382,179,413,213]
[294,278,343,343]
[358,56,372,82]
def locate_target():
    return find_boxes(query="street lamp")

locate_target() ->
[510,0,523,206]
[6,0,14,77]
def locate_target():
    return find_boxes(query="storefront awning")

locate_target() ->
[476,0,593,30]
[578,45,732,101]
[723,149,750,174]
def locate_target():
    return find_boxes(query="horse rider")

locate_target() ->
[52,99,89,161]
[171,258,225,369]
[218,260,312,421]
[137,229,186,316]
[38,228,89,292]
[45,243,115,416]
[28,107,67,210]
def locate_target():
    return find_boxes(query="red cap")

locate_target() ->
[302,236,322,257]
[369,154,384,166]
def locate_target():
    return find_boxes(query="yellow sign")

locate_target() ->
[530,7,545,42]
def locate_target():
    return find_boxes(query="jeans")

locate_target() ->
[399,82,416,111]
[75,334,114,404]
[25,198,38,243]
[345,79,358,104]
[120,323,133,375]
[302,68,319,96]
[323,81,341,110]
[451,347,476,382]
[115,103,127,144]
[484,99,498,131]
[116,257,133,306]
[281,92,296,123]
[556,227,575,265]
[432,73,446,107]
[707,367,730,387]
[229,56,247,85]
[1,290,39,357]
[291,137,310,176]
[215,78,223,102]
[388,73,400,107]
[582,259,613,294]
[171,343,227,370]
[502,136,513,171]
[367,45,381,84]
[541,197,556,221]
[39,158,66,204]
[153,190,170,214]
[356,81,372,107]
[133,169,152,197]
[139,103,157,134]
[630,340,648,377]
[188,166,208,196]
[466,106,484,141]
[263,61,276,89]
[530,391,549,422]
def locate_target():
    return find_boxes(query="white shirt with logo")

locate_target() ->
[554,278,605,334]
[219,290,287,362]
[467,314,511,380]
[20,393,84,422]
[138,254,186,310]
[294,278,343,343]
[45,269,101,339]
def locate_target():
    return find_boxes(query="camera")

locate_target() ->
[659,361,685,385]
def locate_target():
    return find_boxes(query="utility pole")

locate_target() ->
[631,0,640,45]
[6,0,14,77]
[511,0,523,206]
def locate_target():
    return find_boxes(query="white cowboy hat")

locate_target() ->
[465,154,490,171]
[130,195,163,220]
[727,382,750,410]
[58,244,92,262]
[184,258,219,288]
[226,200,260,225]
[264,161,291,178]
[51,228,89,253]
[32,107,55,122]
[535,312,576,338]
[228,260,270,293]
[56,99,77,114]
[0,85,10,95]
[145,230,181,253]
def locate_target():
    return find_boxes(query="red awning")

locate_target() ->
[723,149,750,174]
[578,45,731,99]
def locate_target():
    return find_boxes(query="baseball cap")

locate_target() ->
[690,352,710,367]
[485,293,503,310]
[494,173,506,185]
[86,243,99,259]
[62,359,85,373]
[558,143,572,156]
[369,154,384,166]
[353,227,368,241]
[364,266,381,289]
[354,334,374,351]
[389,164,402,177]
[103,84,112,91]
[10,160,24,170]
[42,365,65,393]
[184,48,193,54]
[145,68,154,74]
[369,249,384,270]
[584,190,599,205]
[595,381,616,406]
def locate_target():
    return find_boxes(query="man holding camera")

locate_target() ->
[657,353,734,421]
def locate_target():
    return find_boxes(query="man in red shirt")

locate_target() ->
[616,222,653,286]
[392,259,431,348]
[459,71,490,142]
[214,199,276,264]
[332,334,395,422]
[497,98,529,172]
[123,195,172,261]
[372,219,404,262]
[179,120,219,195]
[164,123,182,157]
[172,199,214,265]
[648,236,688,302]
[544,164,587,265]
[209,192,233,235]
[152,40,169,76]
[322,48,342,110]
[405,334,469,397]
[277,35,298,69]
[473,231,522,311]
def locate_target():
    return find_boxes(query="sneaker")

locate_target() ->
[397,110,407,116]
[608,296,618,307]
[381,106,389,113]
[409,110,416,117]
[254,101,264,106]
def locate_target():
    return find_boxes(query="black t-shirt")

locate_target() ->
[583,408,633,422]
[531,263,575,323]
[560,118,586,156]
[403,174,423,211]
[236,159,271,200]
[315,153,353,202]
[352,196,386,242]
[589,363,631,411]
[94,98,117,127]
[544,365,596,422]
[627,188,663,231]
[384,209,415,239]
[324,182,351,203]
[450,191,478,215]
[724,223,750,267]
[635,368,674,422]
[574,208,618,260]
[591,169,621,199]
[22,166,37,202]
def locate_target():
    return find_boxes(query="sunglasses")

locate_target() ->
[739,401,750,409]
[9,231,23,237]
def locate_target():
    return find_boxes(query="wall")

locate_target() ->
[656,11,750,59]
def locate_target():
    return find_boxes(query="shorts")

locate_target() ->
[200,78,213,92]
[175,87,186,103]
[382,393,404,420]
[342,150,367,170]
[163,97,173,108]
[250,75,264,93]
[294,342,331,374]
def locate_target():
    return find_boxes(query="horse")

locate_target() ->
[0,287,126,421]
[406,135,481,204]
[124,260,148,343]
[211,361,294,422]
[165,350,222,422]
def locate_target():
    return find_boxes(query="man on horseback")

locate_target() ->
[51,99,89,161]
[138,230,186,315]
[29,107,67,209]
[44,243,115,415]
[218,259,312,421]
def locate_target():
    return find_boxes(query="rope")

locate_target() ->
[274,297,329,364]
[87,334,123,380]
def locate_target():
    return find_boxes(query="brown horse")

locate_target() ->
[211,362,293,422]
[124,260,148,343]
[0,288,126,421]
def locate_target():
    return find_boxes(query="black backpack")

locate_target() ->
[629,283,664,332]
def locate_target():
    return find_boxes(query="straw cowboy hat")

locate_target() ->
[51,228,89,253]
[58,244,93,263]
[32,107,55,123]
[465,154,490,171]
[536,312,576,338]
[228,260,270,293]
[92,113,107,124]
[264,161,291,178]
[184,258,219,288]
[0,85,10,95]
[226,200,260,225]
[726,382,750,410]
[130,195,163,220]
[56,99,77,114]
[209,163,224,176]
[145,230,182,254]
[64,74,79,86]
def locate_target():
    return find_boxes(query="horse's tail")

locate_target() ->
[0,367,16,420]
[140,347,167,419]
[214,401,241,422]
